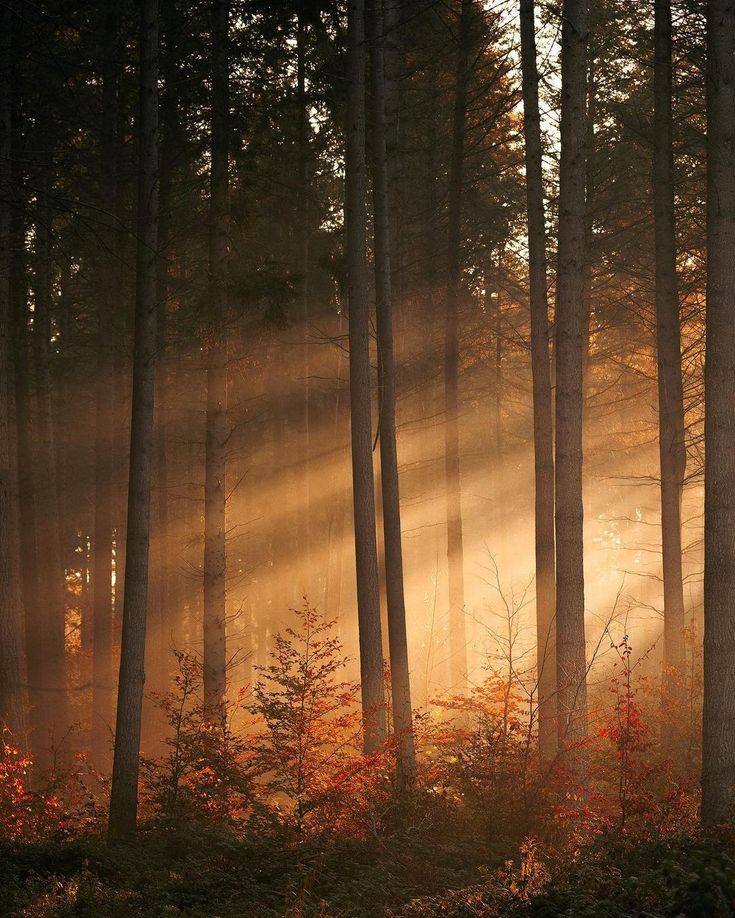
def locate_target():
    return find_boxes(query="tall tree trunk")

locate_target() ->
[702,0,735,828]
[444,0,473,694]
[92,0,120,771]
[346,0,387,752]
[370,0,416,784]
[581,54,596,406]
[33,170,69,754]
[296,13,312,597]
[493,264,506,560]
[653,0,687,747]
[108,0,159,840]
[554,0,588,755]
[14,231,44,766]
[147,0,179,720]
[0,0,26,740]
[519,0,557,765]
[203,0,229,711]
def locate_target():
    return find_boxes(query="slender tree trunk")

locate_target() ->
[370,0,416,784]
[108,0,159,840]
[14,232,45,767]
[493,265,506,560]
[0,0,26,740]
[519,0,557,765]
[346,0,387,751]
[653,0,687,745]
[33,170,69,752]
[92,0,120,770]
[113,350,129,627]
[702,0,735,828]
[296,14,312,597]
[203,0,229,711]
[325,339,347,620]
[444,0,473,694]
[554,0,588,754]
[148,0,179,715]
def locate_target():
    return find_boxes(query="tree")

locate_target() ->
[0,0,26,742]
[702,0,735,827]
[653,0,687,743]
[92,0,121,770]
[32,168,69,755]
[519,0,557,763]
[554,0,589,754]
[369,0,416,784]
[203,0,229,712]
[108,0,160,840]
[444,0,474,694]
[346,0,387,751]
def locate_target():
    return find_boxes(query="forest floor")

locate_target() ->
[2,820,734,917]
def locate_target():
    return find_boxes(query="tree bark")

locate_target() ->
[147,0,180,712]
[14,228,44,767]
[0,0,26,741]
[92,0,120,771]
[296,13,313,598]
[203,0,229,711]
[653,0,687,749]
[370,0,416,784]
[346,0,387,752]
[33,168,69,754]
[554,0,588,755]
[108,0,159,840]
[519,0,557,765]
[702,0,735,827]
[444,0,473,695]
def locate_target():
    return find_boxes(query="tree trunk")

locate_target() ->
[346,0,387,752]
[519,0,557,765]
[92,0,120,771]
[444,0,473,694]
[108,0,159,840]
[14,233,44,767]
[653,0,687,748]
[147,0,179,717]
[554,0,588,755]
[33,169,69,754]
[370,0,416,784]
[296,13,312,598]
[702,0,735,827]
[0,0,26,740]
[203,0,229,711]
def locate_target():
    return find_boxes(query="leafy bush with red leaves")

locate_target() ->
[0,730,101,841]
[142,650,256,825]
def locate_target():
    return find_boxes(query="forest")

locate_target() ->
[1,0,734,914]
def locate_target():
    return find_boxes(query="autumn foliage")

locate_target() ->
[0,610,718,916]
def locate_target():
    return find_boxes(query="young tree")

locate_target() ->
[554,0,589,753]
[346,0,387,751]
[653,0,687,738]
[203,0,229,712]
[444,0,474,694]
[702,0,735,827]
[108,0,160,840]
[370,0,416,784]
[519,0,557,763]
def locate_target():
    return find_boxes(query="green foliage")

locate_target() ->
[520,835,735,918]
[0,823,490,917]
